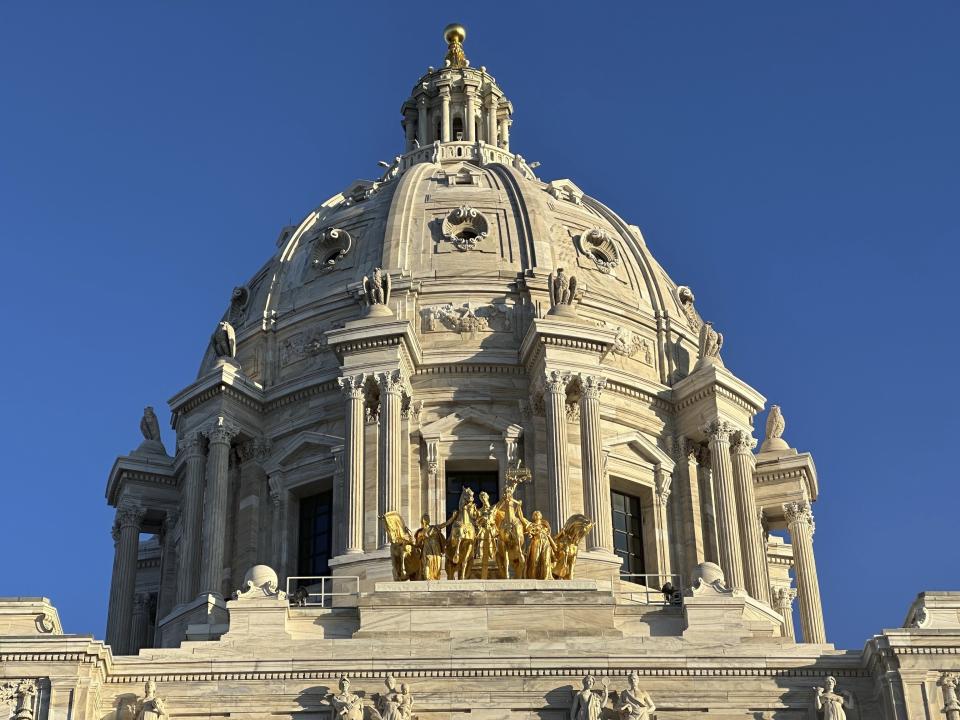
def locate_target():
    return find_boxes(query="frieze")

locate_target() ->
[280,327,329,367]
[596,321,654,365]
[421,302,512,338]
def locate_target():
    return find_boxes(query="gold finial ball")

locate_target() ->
[444,23,466,45]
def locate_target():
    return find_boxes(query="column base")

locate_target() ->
[156,593,228,648]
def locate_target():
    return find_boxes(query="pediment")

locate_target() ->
[603,431,675,473]
[418,408,522,441]
[263,431,344,475]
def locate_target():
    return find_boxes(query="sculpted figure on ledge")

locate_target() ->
[381,470,592,581]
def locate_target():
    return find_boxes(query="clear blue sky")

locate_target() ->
[1,3,957,650]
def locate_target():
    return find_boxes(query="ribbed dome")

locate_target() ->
[199,42,706,389]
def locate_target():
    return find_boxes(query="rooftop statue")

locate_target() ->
[548,267,580,317]
[139,406,161,442]
[694,321,723,370]
[210,320,237,359]
[362,267,393,317]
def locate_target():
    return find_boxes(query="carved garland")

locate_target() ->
[442,205,489,251]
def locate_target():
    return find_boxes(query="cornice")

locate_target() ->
[672,363,766,417]
[105,456,176,506]
[168,365,265,420]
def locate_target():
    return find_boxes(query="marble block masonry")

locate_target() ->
[2,24,957,720]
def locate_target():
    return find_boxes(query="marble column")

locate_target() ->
[129,592,150,653]
[784,500,826,643]
[543,370,571,530]
[731,431,770,604]
[486,95,499,146]
[112,505,145,655]
[772,586,797,640]
[176,434,206,604]
[404,111,416,151]
[578,375,611,551]
[417,96,428,147]
[673,437,706,582]
[199,417,239,597]
[500,118,510,150]
[703,420,744,590]
[465,89,476,141]
[440,89,451,142]
[331,446,345,556]
[155,509,179,621]
[940,673,960,720]
[105,523,122,648]
[339,375,366,554]
[378,370,405,548]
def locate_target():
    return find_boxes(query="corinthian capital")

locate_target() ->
[732,430,757,454]
[204,416,240,445]
[771,585,797,610]
[338,374,366,399]
[116,506,146,530]
[377,369,407,395]
[702,419,734,443]
[543,369,570,395]
[176,432,205,459]
[939,672,959,690]
[783,500,815,533]
[578,374,606,401]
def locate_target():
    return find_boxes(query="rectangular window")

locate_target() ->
[445,470,499,522]
[297,490,333,577]
[611,489,646,576]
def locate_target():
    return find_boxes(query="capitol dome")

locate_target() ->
[109,25,822,653]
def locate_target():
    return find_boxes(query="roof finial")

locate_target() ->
[443,23,468,68]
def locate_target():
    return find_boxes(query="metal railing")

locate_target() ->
[285,576,360,608]
[616,573,684,606]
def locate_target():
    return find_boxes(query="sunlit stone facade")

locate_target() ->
[2,25,958,720]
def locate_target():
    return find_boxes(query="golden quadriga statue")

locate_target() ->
[381,477,594,581]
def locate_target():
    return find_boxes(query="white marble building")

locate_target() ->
[2,25,958,720]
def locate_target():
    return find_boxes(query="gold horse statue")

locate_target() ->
[381,511,420,581]
[552,514,594,580]
[445,488,477,579]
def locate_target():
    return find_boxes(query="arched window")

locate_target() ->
[452,116,464,141]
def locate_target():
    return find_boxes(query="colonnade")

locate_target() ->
[106,415,241,654]
[405,84,508,149]
[338,371,411,551]
[697,420,825,643]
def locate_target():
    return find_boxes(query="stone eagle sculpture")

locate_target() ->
[547,267,580,316]
[140,406,162,442]
[694,321,724,371]
[766,405,786,441]
[362,267,393,316]
[211,320,237,359]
